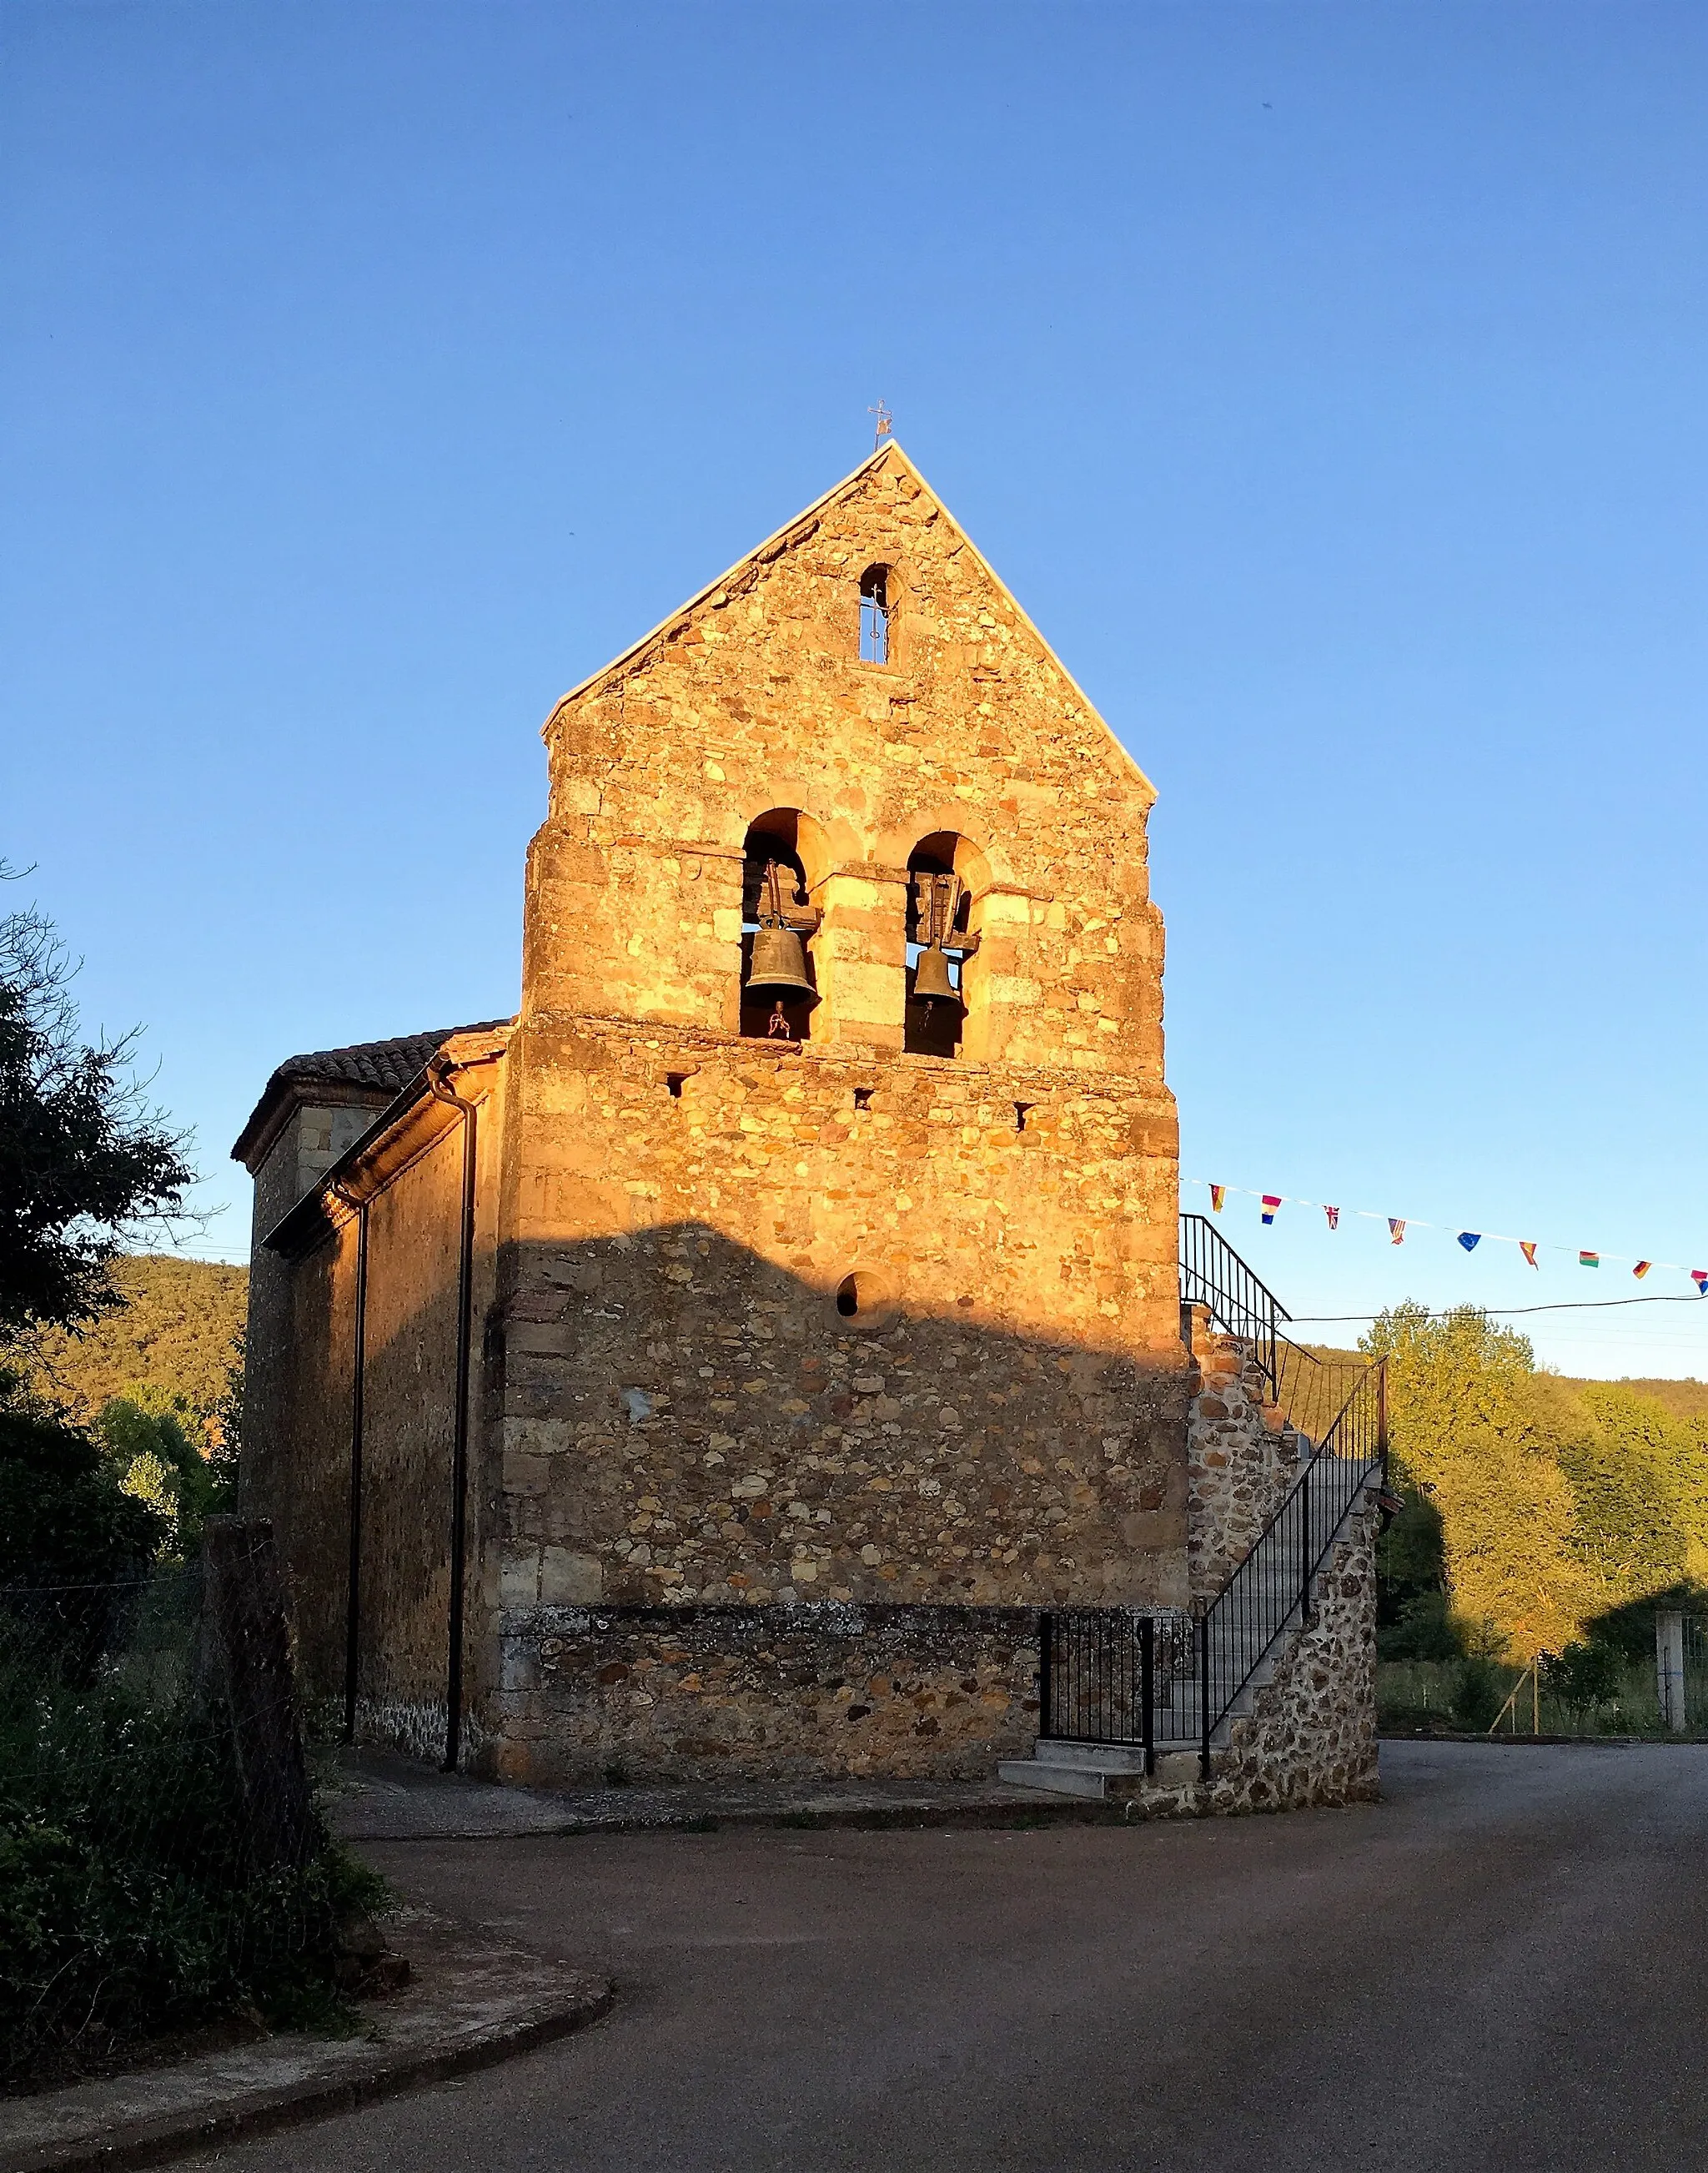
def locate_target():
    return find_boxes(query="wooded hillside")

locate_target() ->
[29,1256,247,1425]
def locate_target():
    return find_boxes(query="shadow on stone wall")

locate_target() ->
[263,1215,1195,1783]
[488,1221,1193,1616]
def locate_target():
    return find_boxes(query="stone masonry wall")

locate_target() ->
[492,1602,1043,1785]
[1211,1504,1380,1810]
[492,1018,1190,1619]
[1184,1308,1303,1603]
[527,440,1168,1084]
[482,445,1188,1786]
[1110,1501,1381,1818]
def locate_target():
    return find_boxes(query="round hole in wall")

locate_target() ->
[831,1270,897,1333]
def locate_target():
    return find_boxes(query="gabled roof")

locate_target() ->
[542,440,1155,802]
[231,1020,512,1168]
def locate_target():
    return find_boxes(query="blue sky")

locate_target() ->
[3,3,1705,1377]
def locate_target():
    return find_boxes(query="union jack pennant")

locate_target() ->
[1324,1205,1339,1231]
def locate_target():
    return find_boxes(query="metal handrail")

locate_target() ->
[1038,1220,1390,1773]
[1179,1212,1289,1398]
[1191,1361,1387,1776]
[1180,1213,1368,1452]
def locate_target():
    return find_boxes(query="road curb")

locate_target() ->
[0,1914,613,2173]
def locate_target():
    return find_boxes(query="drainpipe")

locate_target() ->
[331,1184,369,1746]
[425,1058,480,1774]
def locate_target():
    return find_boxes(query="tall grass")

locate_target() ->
[1378,1656,1707,1739]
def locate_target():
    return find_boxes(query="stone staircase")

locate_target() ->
[997,1453,1379,1798]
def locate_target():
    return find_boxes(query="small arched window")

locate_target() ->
[858,565,892,665]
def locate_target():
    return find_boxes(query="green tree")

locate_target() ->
[1375,1487,1465,1660]
[93,1394,223,1557]
[0,898,193,1348]
[1364,1302,1591,1660]
[1555,1385,1691,1607]
[0,1405,165,1588]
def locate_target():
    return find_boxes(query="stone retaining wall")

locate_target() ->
[1183,1305,1302,1602]
[1113,1498,1381,1817]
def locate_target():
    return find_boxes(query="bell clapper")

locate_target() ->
[766,998,793,1040]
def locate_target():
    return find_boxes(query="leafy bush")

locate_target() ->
[1378,1589,1464,1662]
[94,1395,227,1555]
[1541,1640,1623,1714]
[0,1406,164,1589]
[1452,1653,1506,1731]
[0,1610,384,2090]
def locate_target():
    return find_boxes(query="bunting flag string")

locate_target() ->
[1192,1179,1708,1295]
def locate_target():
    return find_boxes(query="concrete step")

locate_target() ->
[997,1748,1208,1798]
[997,1758,1114,1798]
[1032,1739,1149,1771]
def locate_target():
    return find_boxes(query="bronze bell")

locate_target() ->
[746,923,814,995]
[912,943,960,1005]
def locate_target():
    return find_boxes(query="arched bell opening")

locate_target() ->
[740,810,826,1042]
[903,832,987,1059]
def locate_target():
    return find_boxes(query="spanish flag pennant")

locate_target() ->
[1692,1270,1708,1295]
[1261,1195,1282,1225]
[1324,1205,1340,1231]
[1633,1260,1652,1280]
[1580,1250,1600,1269]
[1389,1219,1406,1245]
[1520,1242,1540,1269]
[1457,1232,1481,1252]
[1209,1185,1226,1213]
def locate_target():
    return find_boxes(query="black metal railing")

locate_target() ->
[1179,1212,1370,1453]
[1188,1361,1386,1774]
[1179,1212,1286,1398]
[1039,1608,1194,1770]
[1039,1223,1389,1773]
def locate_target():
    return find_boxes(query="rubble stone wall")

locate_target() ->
[1116,1501,1382,1818]
[490,1602,1044,1785]
[1183,1308,1302,1602]
[490,1020,1191,1624]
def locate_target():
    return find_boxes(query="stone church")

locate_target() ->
[236,441,1380,1801]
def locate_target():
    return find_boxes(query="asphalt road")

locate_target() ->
[188,1743,1708,2172]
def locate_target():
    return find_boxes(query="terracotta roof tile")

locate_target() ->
[268,1023,511,1095]
[232,1019,512,1166]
